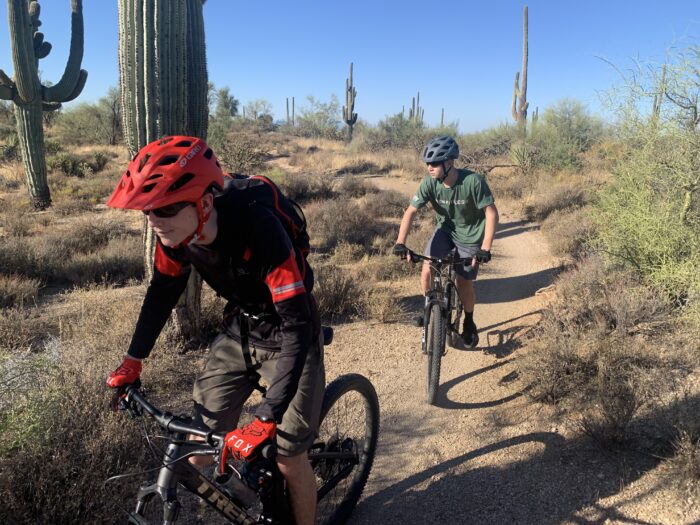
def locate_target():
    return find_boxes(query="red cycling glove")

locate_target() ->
[221,419,276,471]
[106,356,142,388]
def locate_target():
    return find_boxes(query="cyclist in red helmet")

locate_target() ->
[106,136,323,525]
[393,136,499,347]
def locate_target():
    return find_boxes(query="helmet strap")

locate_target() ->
[179,199,211,247]
[437,161,451,183]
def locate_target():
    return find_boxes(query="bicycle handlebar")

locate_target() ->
[405,249,474,266]
[118,383,277,460]
[122,384,226,446]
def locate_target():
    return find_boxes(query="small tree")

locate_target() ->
[296,95,341,139]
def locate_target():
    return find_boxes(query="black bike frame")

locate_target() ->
[123,385,359,525]
[417,254,463,354]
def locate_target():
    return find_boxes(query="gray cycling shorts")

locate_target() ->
[424,227,480,280]
[192,332,325,457]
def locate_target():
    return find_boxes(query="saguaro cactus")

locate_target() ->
[118,0,209,339]
[118,0,208,157]
[408,91,424,124]
[0,0,87,209]
[512,5,529,129]
[342,62,357,142]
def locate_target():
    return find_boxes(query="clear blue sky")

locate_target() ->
[1,1,698,133]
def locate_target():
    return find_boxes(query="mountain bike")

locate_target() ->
[407,250,471,405]
[111,340,379,524]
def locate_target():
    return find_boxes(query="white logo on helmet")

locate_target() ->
[179,144,202,168]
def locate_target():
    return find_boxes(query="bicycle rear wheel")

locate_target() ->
[313,373,380,525]
[425,303,445,405]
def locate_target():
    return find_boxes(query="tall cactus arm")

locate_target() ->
[33,32,52,59]
[60,69,88,103]
[8,0,39,102]
[43,0,85,102]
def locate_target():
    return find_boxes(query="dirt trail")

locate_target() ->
[322,176,694,524]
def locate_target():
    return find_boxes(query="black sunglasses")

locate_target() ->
[143,201,191,218]
[426,161,443,168]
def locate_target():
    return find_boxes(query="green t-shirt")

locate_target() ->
[410,169,495,245]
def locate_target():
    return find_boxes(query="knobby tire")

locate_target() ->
[314,374,380,525]
[425,303,445,405]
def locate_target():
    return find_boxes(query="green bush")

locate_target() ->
[295,95,342,140]
[593,125,700,303]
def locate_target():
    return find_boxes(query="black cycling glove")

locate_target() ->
[475,249,491,263]
[393,243,408,257]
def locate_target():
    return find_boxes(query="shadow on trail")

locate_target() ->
[494,220,541,240]
[349,391,700,525]
[435,360,523,410]
[350,429,661,525]
[475,267,560,304]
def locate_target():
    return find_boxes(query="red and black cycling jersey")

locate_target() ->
[126,187,319,422]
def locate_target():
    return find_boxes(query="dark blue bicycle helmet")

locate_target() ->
[422,136,459,163]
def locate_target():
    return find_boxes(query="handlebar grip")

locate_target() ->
[410,252,421,263]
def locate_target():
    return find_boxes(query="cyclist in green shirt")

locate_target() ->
[393,136,499,347]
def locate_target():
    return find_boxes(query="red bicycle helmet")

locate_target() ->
[107,136,224,211]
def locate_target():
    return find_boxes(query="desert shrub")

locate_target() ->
[0,132,19,163]
[357,253,414,282]
[52,88,122,146]
[541,207,596,260]
[594,125,700,303]
[522,175,587,222]
[279,173,335,204]
[294,95,342,140]
[306,198,388,252]
[47,151,81,176]
[362,189,409,219]
[520,257,695,447]
[459,125,518,165]
[61,237,144,286]
[0,307,58,353]
[486,170,522,201]
[353,113,432,153]
[216,134,268,173]
[0,275,41,308]
[314,264,361,321]
[359,286,405,323]
[329,242,366,264]
[3,213,33,237]
[336,175,371,197]
[527,99,606,172]
[258,165,288,186]
[667,431,700,496]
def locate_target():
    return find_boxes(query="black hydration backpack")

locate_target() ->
[223,174,310,257]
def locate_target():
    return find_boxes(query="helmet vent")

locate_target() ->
[174,140,193,148]
[125,170,131,178]
[168,173,195,192]
[146,173,163,181]
[142,183,157,193]
[158,155,179,166]
[138,154,152,172]
[159,137,174,145]
[204,148,213,160]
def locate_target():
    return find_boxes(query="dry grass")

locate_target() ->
[0,275,41,308]
[313,264,362,321]
[541,207,597,260]
[520,256,696,448]
[306,198,391,252]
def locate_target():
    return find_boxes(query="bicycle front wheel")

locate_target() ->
[425,303,445,405]
[313,373,380,525]
[446,279,463,348]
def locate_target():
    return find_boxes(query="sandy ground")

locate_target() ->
[319,176,700,525]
